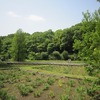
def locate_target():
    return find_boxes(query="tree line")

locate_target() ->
[0,6,100,76]
[0,23,83,61]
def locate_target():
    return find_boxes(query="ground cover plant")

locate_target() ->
[0,63,99,100]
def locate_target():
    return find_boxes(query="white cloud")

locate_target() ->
[27,15,45,21]
[7,11,45,22]
[7,11,21,18]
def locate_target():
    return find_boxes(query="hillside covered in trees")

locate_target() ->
[0,23,82,61]
[0,6,100,75]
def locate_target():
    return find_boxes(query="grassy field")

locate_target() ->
[0,61,99,100]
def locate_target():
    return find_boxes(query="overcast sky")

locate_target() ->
[0,0,100,36]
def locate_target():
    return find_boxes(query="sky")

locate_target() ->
[0,0,100,36]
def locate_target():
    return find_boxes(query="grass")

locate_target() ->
[0,61,99,100]
[20,65,97,80]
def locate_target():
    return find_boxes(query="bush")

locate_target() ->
[52,51,61,60]
[43,83,50,90]
[48,55,55,60]
[48,90,55,99]
[61,50,68,60]
[41,52,48,60]
[33,90,42,98]
[18,84,33,96]
[0,89,16,100]
[47,77,55,85]
[32,78,43,88]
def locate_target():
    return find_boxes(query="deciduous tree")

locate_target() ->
[12,29,26,61]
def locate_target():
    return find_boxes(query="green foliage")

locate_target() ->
[34,91,41,97]
[0,23,83,61]
[47,43,55,54]
[51,51,61,60]
[97,0,100,2]
[28,52,36,60]
[87,84,100,99]
[67,80,75,87]
[74,8,100,76]
[35,53,42,60]
[0,39,2,55]
[32,72,36,75]
[61,50,68,60]
[33,89,43,98]
[18,84,33,96]
[60,94,69,100]
[48,90,55,99]
[32,78,44,88]
[0,89,16,100]
[41,52,48,60]
[58,80,65,87]
[12,29,26,61]
[47,77,55,85]
[0,81,4,88]
[43,83,50,90]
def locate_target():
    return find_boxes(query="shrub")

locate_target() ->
[48,90,55,99]
[33,90,42,98]
[32,78,43,88]
[47,77,55,85]
[48,55,55,60]
[32,82,38,88]
[41,52,48,60]
[52,51,61,60]
[18,84,33,96]
[43,83,50,90]
[61,50,68,60]
[0,89,16,100]
[35,78,44,86]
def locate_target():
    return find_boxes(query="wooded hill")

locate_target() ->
[0,8,100,76]
[0,23,83,61]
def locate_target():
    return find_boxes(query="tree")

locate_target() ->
[47,43,55,54]
[0,38,2,54]
[12,29,26,61]
[74,9,100,76]
[97,0,100,2]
